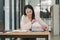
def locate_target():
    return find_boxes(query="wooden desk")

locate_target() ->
[0,31,50,40]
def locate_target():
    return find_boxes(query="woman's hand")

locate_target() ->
[31,19,36,24]
[42,26,48,31]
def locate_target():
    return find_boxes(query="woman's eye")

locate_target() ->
[27,11,31,13]
[30,11,31,13]
[28,11,31,13]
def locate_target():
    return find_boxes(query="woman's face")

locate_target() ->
[25,8,32,17]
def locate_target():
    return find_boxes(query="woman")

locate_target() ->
[21,5,48,40]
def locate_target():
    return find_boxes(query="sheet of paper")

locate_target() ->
[12,30,29,32]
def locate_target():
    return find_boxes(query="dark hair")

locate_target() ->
[24,5,35,21]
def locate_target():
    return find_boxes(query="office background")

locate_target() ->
[0,0,60,40]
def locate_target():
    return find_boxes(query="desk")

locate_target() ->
[0,31,50,40]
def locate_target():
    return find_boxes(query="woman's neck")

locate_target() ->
[28,16,32,21]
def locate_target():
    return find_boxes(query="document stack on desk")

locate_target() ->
[12,30,29,32]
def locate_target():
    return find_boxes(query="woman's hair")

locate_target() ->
[24,5,35,21]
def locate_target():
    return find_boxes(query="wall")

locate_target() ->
[52,5,59,35]
[59,0,60,33]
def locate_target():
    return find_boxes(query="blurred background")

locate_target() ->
[0,0,60,40]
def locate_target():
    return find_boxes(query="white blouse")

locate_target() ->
[20,15,48,30]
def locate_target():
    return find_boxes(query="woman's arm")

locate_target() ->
[36,17,48,31]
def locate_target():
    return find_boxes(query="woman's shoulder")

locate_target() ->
[21,15,26,18]
[21,15,26,20]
